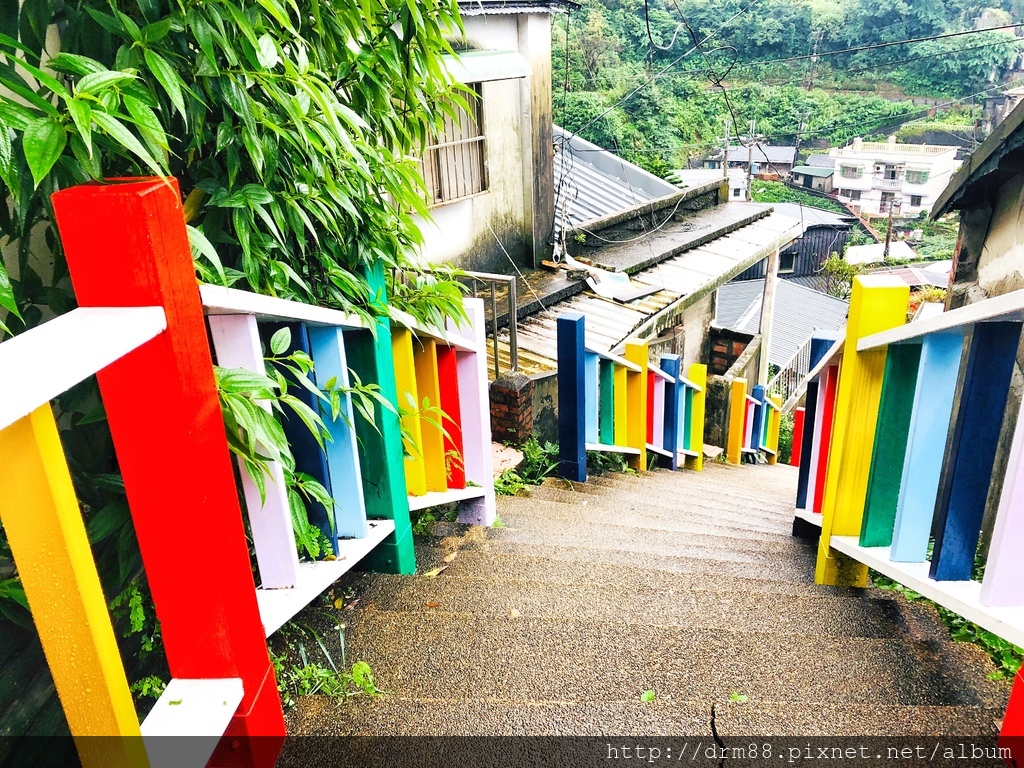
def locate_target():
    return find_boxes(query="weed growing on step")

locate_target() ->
[492,515,507,528]
[494,438,560,495]
[640,689,655,702]
[271,618,383,708]
[777,413,794,464]
[410,504,459,537]
[729,691,749,703]
[587,450,636,475]
[871,571,1023,680]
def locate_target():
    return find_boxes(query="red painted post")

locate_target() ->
[52,179,285,766]
[790,407,804,467]
[1001,670,1024,765]
[813,365,840,514]
[436,345,466,489]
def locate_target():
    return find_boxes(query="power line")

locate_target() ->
[742,23,1023,68]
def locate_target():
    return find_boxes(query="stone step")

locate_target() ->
[342,571,949,641]
[300,610,1007,709]
[525,482,795,529]
[404,542,861,599]
[287,695,1003,737]
[498,493,789,540]
[484,514,820,563]
[418,535,817,584]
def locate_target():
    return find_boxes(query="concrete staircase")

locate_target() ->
[286,462,1010,737]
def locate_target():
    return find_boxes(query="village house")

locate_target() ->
[830,136,960,218]
[791,165,835,194]
[414,0,572,274]
[703,144,798,177]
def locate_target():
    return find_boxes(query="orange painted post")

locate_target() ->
[815,275,909,587]
[624,341,649,470]
[413,337,447,493]
[726,378,747,464]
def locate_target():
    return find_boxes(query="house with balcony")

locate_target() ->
[829,136,960,218]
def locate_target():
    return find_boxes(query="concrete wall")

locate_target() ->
[417,12,554,274]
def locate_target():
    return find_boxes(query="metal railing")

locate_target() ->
[460,270,518,379]
[767,331,816,411]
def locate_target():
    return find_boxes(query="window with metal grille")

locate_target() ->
[419,85,487,207]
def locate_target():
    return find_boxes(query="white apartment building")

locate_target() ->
[829,136,960,218]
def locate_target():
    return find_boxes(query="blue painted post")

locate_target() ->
[751,384,767,451]
[890,331,964,562]
[585,351,599,445]
[931,322,1022,581]
[309,327,370,540]
[558,312,587,482]
[661,355,682,470]
[262,322,338,554]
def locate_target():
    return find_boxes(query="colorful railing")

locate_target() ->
[557,311,706,482]
[0,179,495,767]
[726,378,782,464]
[793,275,1024,759]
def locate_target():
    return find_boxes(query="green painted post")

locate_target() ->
[346,262,416,574]
[599,359,615,445]
[859,343,922,547]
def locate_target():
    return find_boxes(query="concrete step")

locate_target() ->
[288,695,1003,737]
[342,571,950,640]
[297,609,1007,709]
[405,541,863,599]
[497,493,789,540]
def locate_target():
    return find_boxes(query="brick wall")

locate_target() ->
[490,372,534,446]
[709,327,755,375]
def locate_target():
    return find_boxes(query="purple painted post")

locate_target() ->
[208,314,300,589]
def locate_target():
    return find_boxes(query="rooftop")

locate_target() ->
[553,126,680,240]
[792,166,835,178]
[933,98,1024,216]
[832,138,958,158]
[767,203,855,229]
[714,279,849,367]
[806,154,836,168]
[458,0,576,14]
[718,145,797,166]
[845,240,918,265]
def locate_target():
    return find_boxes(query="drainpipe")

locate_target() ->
[758,247,780,386]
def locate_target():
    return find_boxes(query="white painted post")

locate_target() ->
[207,314,300,589]
[450,299,497,525]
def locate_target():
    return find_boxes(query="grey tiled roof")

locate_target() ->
[714,279,849,366]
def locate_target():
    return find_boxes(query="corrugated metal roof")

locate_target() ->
[806,154,835,168]
[714,279,849,367]
[719,145,797,165]
[553,125,678,238]
[458,0,573,14]
[494,211,803,374]
[769,203,855,229]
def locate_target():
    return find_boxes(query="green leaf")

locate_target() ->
[270,327,291,355]
[47,53,107,78]
[91,110,165,177]
[76,70,137,95]
[640,690,655,702]
[187,225,227,285]
[143,49,186,118]
[256,34,280,69]
[65,98,93,157]
[22,116,66,190]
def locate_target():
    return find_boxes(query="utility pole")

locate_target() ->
[882,199,901,259]
[746,119,756,201]
[758,247,780,386]
[807,31,823,90]
[793,112,807,163]
[722,118,731,183]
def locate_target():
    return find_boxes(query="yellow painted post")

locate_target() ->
[766,395,783,465]
[726,377,747,464]
[392,327,426,496]
[816,275,909,586]
[0,407,148,768]
[624,341,649,470]
[412,337,448,493]
[685,363,707,472]
[613,364,628,446]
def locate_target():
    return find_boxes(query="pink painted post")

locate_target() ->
[980,394,1024,607]
[652,377,666,451]
[208,315,301,591]
[451,299,496,525]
